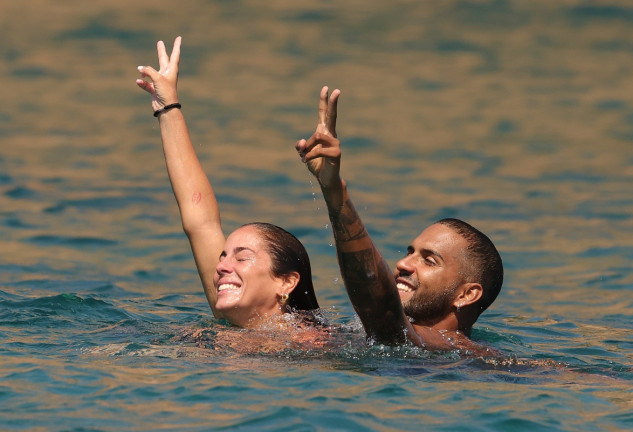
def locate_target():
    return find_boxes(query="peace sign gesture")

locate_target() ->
[315,85,340,138]
[296,86,342,189]
[136,36,181,112]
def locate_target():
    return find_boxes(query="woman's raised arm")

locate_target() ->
[136,37,224,316]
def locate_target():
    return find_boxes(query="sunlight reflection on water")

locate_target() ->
[2,0,633,430]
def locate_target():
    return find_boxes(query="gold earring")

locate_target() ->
[281,293,289,304]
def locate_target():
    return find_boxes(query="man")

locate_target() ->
[296,87,503,352]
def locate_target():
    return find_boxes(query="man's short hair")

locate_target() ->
[436,218,503,315]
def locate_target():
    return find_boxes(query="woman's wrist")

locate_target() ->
[151,95,179,112]
[153,102,182,118]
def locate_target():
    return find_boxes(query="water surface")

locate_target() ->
[2,1,633,430]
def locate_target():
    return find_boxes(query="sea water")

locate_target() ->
[2,1,633,430]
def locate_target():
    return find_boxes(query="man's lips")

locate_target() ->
[396,277,417,293]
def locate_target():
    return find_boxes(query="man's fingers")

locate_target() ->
[298,133,340,156]
[303,145,341,162]
[295,139,307,152]
[313,132,340,147]
[318,86,329,124]
[326,88,340,133]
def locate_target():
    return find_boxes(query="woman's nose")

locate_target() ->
[215,257,232,274]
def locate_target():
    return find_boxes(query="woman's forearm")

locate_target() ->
[158,108,221,234]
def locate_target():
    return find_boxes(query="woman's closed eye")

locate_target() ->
[235,252,255,262]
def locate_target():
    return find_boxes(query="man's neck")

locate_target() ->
[409,319,476,352]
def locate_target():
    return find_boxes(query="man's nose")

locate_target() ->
[396,255,414,275]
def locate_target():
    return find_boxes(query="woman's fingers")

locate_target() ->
[169,36,182,69]
[157,40,169,70]
[137,65,159,80]
[136,78,155,94]
[136,66,158,95]
[136,38,181,101]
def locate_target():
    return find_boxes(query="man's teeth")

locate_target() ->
[218,283,240,292]
[397,282,413,292]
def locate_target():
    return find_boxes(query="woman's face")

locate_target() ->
[213,225,286,327]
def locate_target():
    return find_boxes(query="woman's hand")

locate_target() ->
[136,36,181,113]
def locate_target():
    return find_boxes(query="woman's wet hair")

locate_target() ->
[243,222,320,311]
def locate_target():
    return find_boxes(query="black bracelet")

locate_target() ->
[153,103,182,117]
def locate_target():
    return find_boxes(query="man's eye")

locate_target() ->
[424,257,437,266]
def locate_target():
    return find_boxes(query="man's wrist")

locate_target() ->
[318,176,344,192]
[320,176,344,200]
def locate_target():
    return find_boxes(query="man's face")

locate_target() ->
[394,223,469,323]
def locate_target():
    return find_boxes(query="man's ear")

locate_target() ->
[453,283,483,308]
[278,272,300,297]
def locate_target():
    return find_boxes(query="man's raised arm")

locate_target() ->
[296,87,413,345]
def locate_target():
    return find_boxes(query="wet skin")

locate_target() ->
[394,223,469,323]
[213,226,289,327]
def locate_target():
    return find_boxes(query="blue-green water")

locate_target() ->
[3,1,633,430]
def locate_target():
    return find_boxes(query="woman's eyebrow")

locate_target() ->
[234,247,255,254]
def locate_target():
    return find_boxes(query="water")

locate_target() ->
[2,1,633,430]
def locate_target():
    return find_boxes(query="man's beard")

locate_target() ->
[402,287,456,322]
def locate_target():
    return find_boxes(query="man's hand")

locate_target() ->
[296,86,342,189]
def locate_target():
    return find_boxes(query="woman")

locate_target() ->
[136,37,320,329]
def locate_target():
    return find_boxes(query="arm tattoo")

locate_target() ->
[339,249,378,285]
[326,190,408,344]
[329,198,366,242]
[339,248,407,344]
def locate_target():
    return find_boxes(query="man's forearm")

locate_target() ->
[322,180,367,251]
[321,179,408,344]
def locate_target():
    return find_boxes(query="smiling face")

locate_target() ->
[213,225,288,327]
[394,223,469,324]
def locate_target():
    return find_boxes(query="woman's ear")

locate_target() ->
[278,272,300,297]
[453,282,483,308]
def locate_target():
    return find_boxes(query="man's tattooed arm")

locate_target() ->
[326,185,408,345]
